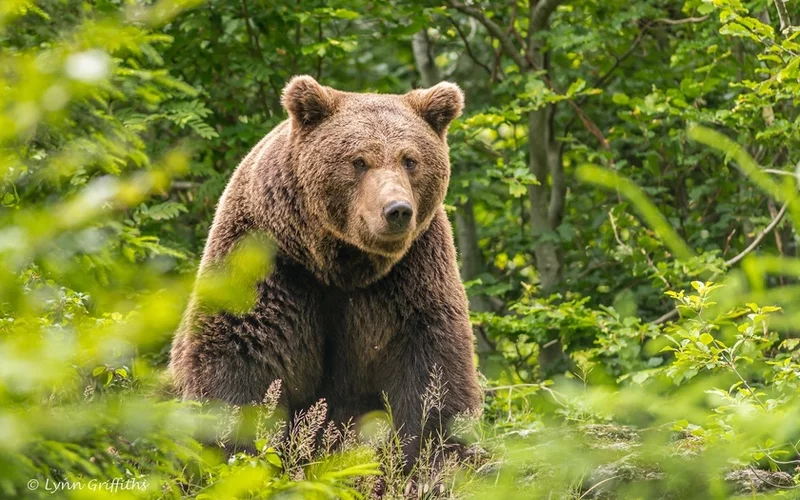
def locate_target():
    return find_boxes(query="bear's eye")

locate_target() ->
[353,158,367,171]
[402,158,417,170]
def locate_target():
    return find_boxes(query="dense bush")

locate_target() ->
[1,0,799,498]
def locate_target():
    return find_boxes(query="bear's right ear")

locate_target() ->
[282,75,339,129]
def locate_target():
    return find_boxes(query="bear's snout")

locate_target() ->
[383,200,413,233]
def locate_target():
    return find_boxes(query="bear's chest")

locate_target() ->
[319,286,403,364]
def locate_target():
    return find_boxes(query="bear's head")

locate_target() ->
[281,76,463,263]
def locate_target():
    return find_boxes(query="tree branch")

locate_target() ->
[531,0,565,34]
[491,4,518,82]
[526,0,537,62]
[562,24,649,138]
[448,0,606,154]
[772,0,793,34]
[653,15,709,25]
[724,193,792,267]
[447,0,529,70]
[448,17,493,76]
[315,19,324,80]
[589,24,649,92]
[240,0,278,112]
[653,309,679,325]
[653,189,797,325]
[563,25,650,144]
[527,0,565,63]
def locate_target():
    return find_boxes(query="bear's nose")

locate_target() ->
[383,200,413,231]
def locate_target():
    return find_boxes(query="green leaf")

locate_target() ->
[142,201,187,221]
[612,93,629,105]
[332,9,359,20]
[509,183,527,197]
[265,451,282,468]
[566,78,586,97]
[697,3,715,15]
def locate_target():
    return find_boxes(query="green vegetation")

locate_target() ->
[2,0,799,498]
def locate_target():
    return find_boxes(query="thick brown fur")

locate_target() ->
[169,76,482,468]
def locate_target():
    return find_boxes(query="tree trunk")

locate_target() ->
[455,195,494,354]
[527,105,563,291]
[455,196,484,281]
[527,51,567,377]
[445,0,569,374]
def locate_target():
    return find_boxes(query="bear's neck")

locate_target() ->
[251,145,397,290]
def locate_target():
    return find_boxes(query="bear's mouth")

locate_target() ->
[371,231,411,249]
[376,230,409,242]
[344,214,415,258]
[360,230,411,257]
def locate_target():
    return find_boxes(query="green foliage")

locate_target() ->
[2,0,800,498]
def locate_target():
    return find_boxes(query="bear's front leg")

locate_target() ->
[370,210,483,472]
[170,263,326,409]
[378,308,482,471]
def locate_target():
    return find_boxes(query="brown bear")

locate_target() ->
[169,75,482,467]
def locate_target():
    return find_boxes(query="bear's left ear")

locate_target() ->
[282,75,340,129]
[406,82,464,136]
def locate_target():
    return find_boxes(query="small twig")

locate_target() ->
[542,338,559,349]
[579,475,621,499]
[484,383,547,392]
[747,465,799,489]
[607,211,629,251]
[723,350,769,412]
[507,386,513,421]
[653,15,709,25]
[724,193,792,267]
[653,308,680,325]
[767,200,785,277]
[723,228,737,256]
[764,168,800,178]
[540,385,566,406]
[642,248,671,288]
[448,17,493,76]
[563,98,610,150]
[595,28,648,89]
[758,445,800,465]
